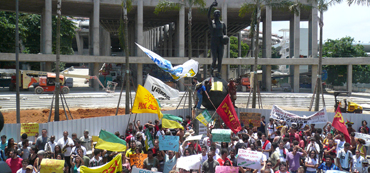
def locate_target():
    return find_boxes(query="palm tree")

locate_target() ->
[239,0,291,108]
[347,0,369,5]
[154,0,206,60]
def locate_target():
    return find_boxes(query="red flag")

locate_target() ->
[332,105,350,143]
[216,94,242,134]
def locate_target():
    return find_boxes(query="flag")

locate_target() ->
[162,114,184,129]
[95,130,127,152]
[78,154,122,173]
[144,74,180,100]
[196,110,213,126]
[216,94,242,134]
[332,105,351,143]
[132,85,163,119]
[136,43,199,80]
[144,129,154,151]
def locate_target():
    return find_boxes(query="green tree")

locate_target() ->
[322,36,368,85]
[230,36,249,58]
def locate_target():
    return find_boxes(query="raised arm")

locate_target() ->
[208,1,218,27]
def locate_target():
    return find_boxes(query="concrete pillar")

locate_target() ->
[294,13,300,59]
[76,32,83,55]
[311,65,318,92]
[159,26,163,55]
[205,30,208,58]
[203,65,207,79]
[178,6,185,58]
[262,6,272,91]
[347,64,352,93]
[222,2,227,59]
[93,0,100,91]
[100,26,111,56]
[266,65,272,92]
[168,23,173,57]
[44,0,52,72]
[294,65,300,93]
[289,17,294,88]
[221,65,227,80]
[163,25,168,57]
[310,6,318,58]
[137,63,143,85]
[40,13,44,54]
[89,13,93,55]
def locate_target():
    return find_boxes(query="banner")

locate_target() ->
[144,74,179,100]
[212,129,232,143]
[236,149,263,170]
[79,154,122,173]
[158,135,179,151]
[216,94,242,134]
[131,167,161,173]
[136,43,199,80]
[130,153,148,169]
[355,132,370,146]
[196,110,212,126]
[216,166,239,173]
[20,123,39,136]
[132,85,163,119]
[177,154,202,171]
[184,135,203,142]
[326,171,348,173]
[95,130,127,152]
[240,112,261,128]
[40,159,65,173]
[270,105,328,125]
[332,106,350,143]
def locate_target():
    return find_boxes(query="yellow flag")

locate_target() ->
[79,154,122,173]
[132,85,163,119]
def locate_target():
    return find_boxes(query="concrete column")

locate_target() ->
[310,6,318,58]
[265,6,272,59]
[294,65,300,93]
[159,26,163,55]
[89,13,93,55]
[347,64,352,93]
[222,2,227,59]
[203,65,208,79]
[311,65,318,92]
[266,65,272,92]
[163,25,168,57]
[205,30,208,58]
[76,32,82,55]
[44,0,52,72]
[178,6,185,58]
[136,0,143,54]
[93,0,100,91]
[40,13,44,54]
[168,23,173,57]
[137,63,143,85]
[100,26,111,56]
[289,17,295,88]
[221,65,227,80]
[294,13,300,59]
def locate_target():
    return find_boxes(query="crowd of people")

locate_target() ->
[1,115,370,173]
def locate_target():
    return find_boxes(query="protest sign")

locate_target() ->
[326,171,348,173]
[240,112,261,127]
[131,167,161,173]
[79,154,122,173]
[270,105,327,125]
[355,132,370,146]
[144,74,179,100]
[184,135,203,142]
[212,129,232,143]
[130,153,148,169]
[177,154,202,171]
[215,166,239,173]
[20,123,39,136]
[40,159,65,173]
[237,149,263,170]
[196,110,212,126]
[158,135,179,151]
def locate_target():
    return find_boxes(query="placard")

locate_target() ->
[355,132,370,146]
[240,112,261,127]
[177,154,202,171]
[236,149,263,170]
[20,123,39,136]
[212,129,231,142]
[215,166,239,173]
[40,159,65,173]
[131,167,162,173]
[158,135,179,151]
[184,135,203,142]
[130,153,148,169]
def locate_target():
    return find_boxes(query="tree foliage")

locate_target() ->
[322,36,368,85]
[230,36,249,58]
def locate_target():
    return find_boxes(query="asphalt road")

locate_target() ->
[1,87,370,111]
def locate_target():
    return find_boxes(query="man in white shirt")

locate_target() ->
[277,141,289,162]
[260,134,272,158]
[57,131,74,170]
[353,150,365,172]
[335,133,346,154]
[306,138,320,159]
[44,135,56,156]
[337,143,353,172]
[267,119,276,140]
[79,130,92,152]
[70,139,86,157]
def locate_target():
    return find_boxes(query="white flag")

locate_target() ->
[144,74,179,100]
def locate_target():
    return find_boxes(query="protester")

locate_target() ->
[36,129,48,151]
[336,143,353,172]
[89,149,103,167]
[79,130,92,152]
[305,150,319,173]
[6,149,23,173]
[143,150,159,170]
[318,155,339,171]
[286,145,307,173]
[202,151,219,173]
[18,140,31,160]
[33,150,45,172]
[57,131,75,171]
[44,135,56,158]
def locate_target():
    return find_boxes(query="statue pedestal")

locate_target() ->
[201,76,228,110]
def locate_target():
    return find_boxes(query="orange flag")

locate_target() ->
[332,105,350,143]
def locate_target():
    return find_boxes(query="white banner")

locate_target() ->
[236,149,263,170]
[270,105,328,125]
[177,154,202,171]
[144,74,179,100]
[355,132,370,146]
[136,43,199,80]
[184,135,203,142]
[131,167,162,173]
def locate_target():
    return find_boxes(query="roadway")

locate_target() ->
[1,87,370,112]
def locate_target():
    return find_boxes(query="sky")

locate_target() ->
[271,3,370,43]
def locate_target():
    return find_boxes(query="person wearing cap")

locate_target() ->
[346,121,356,134]
[353,149,365,172]
[6,149,23,173]
[79,130,92,152]
[361,159,369,173]
[25,165,34,173]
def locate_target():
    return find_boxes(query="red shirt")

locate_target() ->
[217,157,232,166]
[323,145,336,162]
[125,134,133,144]
[6,157,23,173]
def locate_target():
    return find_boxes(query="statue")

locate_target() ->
[208,1,228,78]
